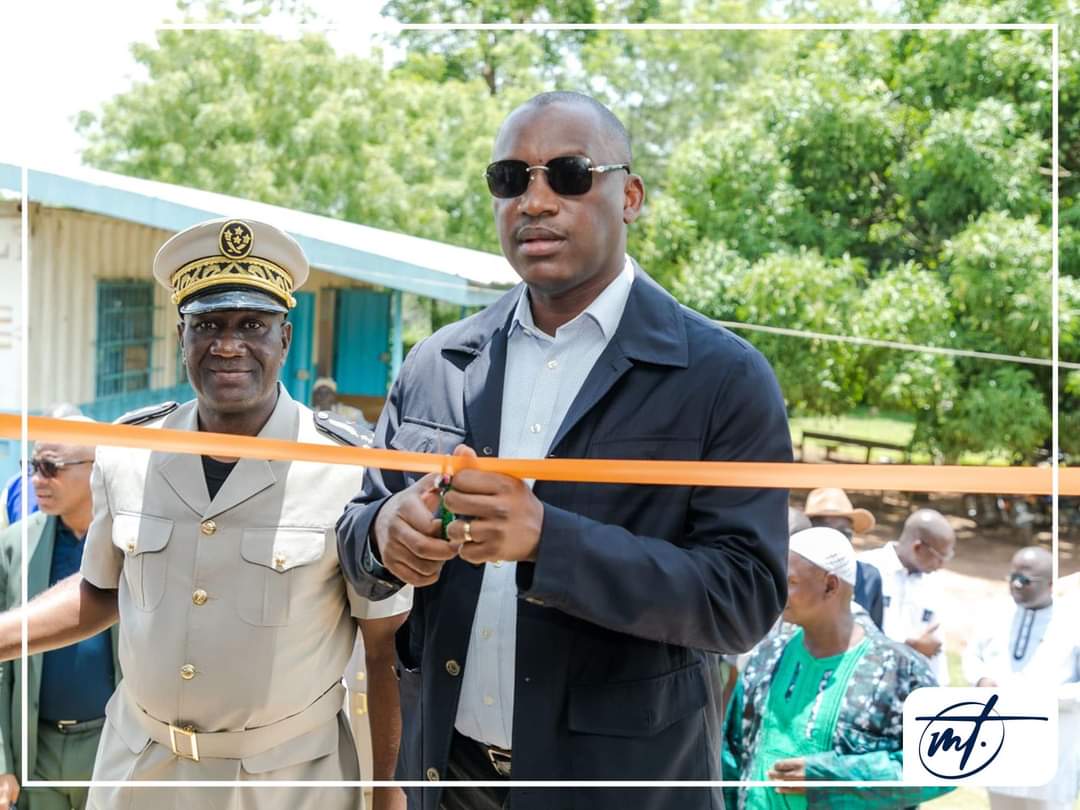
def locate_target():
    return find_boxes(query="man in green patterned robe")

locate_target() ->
[723,527,952,810]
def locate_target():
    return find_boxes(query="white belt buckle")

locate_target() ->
[169,724,200,762]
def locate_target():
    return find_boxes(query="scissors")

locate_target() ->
[435,429,455,539]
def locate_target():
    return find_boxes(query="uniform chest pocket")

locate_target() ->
[112,513,174,612]
[237,528,327,626]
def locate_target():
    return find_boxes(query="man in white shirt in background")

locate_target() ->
[859,508,955,685]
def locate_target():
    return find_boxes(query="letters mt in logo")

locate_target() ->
[903,688,1056,786]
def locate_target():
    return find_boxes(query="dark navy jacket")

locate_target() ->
[338,267,793,810]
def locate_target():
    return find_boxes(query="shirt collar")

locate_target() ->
[510,256,635,340]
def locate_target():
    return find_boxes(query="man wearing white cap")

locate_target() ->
[724,527,948,809]
[0,218,411,810]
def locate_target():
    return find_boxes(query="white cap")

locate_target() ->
[789,527,857,586]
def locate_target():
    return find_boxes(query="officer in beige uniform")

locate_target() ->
[0,218,410,810]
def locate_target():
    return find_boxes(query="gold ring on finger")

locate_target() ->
[462,519,474,543]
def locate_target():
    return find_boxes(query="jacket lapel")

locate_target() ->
[158,403,212,516]
[27,515,56,607]
[548,264,689,452]
[446,286,520,457]
[26,516,57,711]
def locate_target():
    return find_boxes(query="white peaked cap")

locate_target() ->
[789,527,857,586]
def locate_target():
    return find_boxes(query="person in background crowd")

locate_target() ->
[859,509,955,685]
[0,406,84,530]
[724,527,949,810]
[964,546,1080,810]
[0,420,119,810]
[311,377,371,428]
[804,488,885,628]
[788,506,812,535]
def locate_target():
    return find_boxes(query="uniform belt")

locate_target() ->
[128,682,345,762]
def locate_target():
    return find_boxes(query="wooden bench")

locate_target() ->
[798,430,910,464]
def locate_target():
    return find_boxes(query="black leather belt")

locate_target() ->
[455,730,512,778]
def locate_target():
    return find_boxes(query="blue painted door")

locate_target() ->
[282,291,316,405]
[334,289,391,397]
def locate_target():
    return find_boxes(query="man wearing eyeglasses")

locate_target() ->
[338,91,792,810]
[963,546,1080,810]
[858,508,955,685]
[0,424,120,810]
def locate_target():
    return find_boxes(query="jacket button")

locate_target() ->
[192,589,208,606]
[180,664,196,680]
[426,767,439,781]
[482,446,494,456]
[200,520,216,536]
[445,659,461,677]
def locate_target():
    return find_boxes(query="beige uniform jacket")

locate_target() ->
[80,387,411,810]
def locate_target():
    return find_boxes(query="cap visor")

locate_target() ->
[179,289,288,315]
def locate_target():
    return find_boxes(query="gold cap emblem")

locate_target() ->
[219,220,254,259]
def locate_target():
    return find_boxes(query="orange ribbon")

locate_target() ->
[2,414,1077,495]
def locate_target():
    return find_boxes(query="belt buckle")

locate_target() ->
[486,747,511,777]
[56,720,76,732]
[169,724,200,762]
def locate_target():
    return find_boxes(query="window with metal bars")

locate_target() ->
[95,280,156,397]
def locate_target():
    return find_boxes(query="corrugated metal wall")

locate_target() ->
[26,207,380,412]
[27,207,174,410]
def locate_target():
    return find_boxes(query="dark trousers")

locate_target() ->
[438,731,510,810]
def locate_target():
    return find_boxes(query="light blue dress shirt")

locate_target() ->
[453,258,635,748]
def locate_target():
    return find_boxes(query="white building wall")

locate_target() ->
[0,201,21,412]
[27,207,173,411]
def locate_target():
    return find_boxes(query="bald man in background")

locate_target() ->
[859,509,956,684]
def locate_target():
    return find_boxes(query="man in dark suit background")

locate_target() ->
[337,91,793,810]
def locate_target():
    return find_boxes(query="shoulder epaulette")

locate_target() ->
[114,401,180,426]
[314,410,374,447]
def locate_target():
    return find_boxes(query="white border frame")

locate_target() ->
[19,19,1060,793]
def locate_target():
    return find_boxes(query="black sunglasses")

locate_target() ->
[485,156,630,199]
[29,458,93,479]
[1008,572,1047,587]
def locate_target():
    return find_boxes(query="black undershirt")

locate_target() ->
[201,455,238,500]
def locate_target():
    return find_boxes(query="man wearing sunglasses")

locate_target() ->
[858,508,955,685]
[963,546,1080,810]
[0,424,120,810]
[338,91,792,810]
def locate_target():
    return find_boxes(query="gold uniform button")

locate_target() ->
[200,520,216,536]
[274,555,286,571]
[180,664,196,680]
[426,767,440,781]
[445,659,461,677]
[192,589,208,606]
[126,542,135,554]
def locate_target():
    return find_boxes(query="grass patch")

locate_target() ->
[789,408,1012,466]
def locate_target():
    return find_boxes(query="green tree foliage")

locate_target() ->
[77,0,1071,461]
[78,17,509,250]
